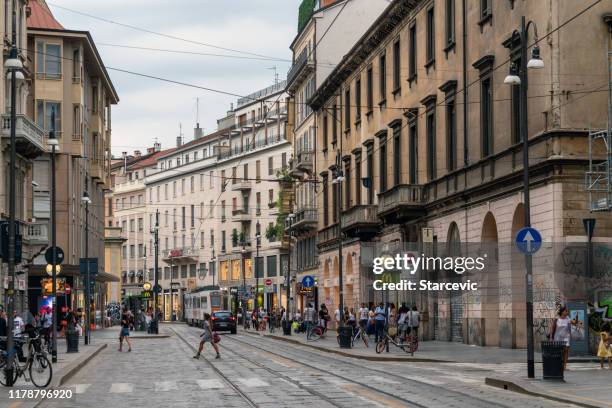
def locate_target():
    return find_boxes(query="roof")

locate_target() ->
[130,148,176,170]
[158,126,233,159]
[27,0,64,30]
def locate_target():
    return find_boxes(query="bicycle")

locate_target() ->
[0,329,53,388]
[375,328,418,356]
[337,325,369,347]
[306,323,326,341]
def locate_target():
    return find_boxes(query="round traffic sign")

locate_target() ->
[515,227,542,255]
[264,279,273,286]
[45,246,64,264]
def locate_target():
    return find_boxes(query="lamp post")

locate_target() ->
[82,192,91,345]
[255,222,261,310]
[211,249,216,288]
[504,16,544,379]
[170,256,174,321]
[49,107,58,363]
[285,213,295,317]
[152,210,159,333]
[4,0,22,384]
[332,167,345,327]
[241,241,246,321]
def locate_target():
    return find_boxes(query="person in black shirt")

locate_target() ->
[118,307,132,352]
[0,310,7,337]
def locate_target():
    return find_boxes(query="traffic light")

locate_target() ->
[0,221,22,264]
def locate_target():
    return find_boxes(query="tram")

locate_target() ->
[184,287,224,327]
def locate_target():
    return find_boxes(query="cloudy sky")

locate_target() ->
[47,0,300,156]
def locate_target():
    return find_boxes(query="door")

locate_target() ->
[450,292,463,342]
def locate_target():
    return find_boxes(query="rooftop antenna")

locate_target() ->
[268,66,279,85]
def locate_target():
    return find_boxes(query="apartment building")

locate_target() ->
[310,0,612,349]
[286,0,388,312]
[140,83,291,319]
[26,0,119,317]
[0,0,45,314]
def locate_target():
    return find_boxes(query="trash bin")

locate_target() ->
[282,320,292,336]
[337,326,353,349]
[66,329,79,353]
[149,319,159,334]
[541,341,565,380]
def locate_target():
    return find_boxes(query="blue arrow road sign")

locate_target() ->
[302,275,315,288]
[515,227,542,255]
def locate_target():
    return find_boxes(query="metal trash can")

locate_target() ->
[337,326,353,349]
[282,320,292,336]
[66,329,79,353]
[541,341,565,380]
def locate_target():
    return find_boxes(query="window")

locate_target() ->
[130,219,135,232]
[221,201,226,221]
[366,146,374,204]
[221,170,226,191]
[480,0,491,21]
[164,210,169,227]
[173,181,177,197]
[281,153,287,169]
[379,54,386,103]
[355,79,361,121]
[138,244,144,258]
[255,161,261,181]
[72,104,82,139]
[209,171,214,188]
[344,88,350,130]
[426,7,435,65]
[267,256,277,277]
[268,157,274,175]
[322,115,328,148]
[379,135,387,192]
[268,189,274,206]
[173,209,177,230]
[92,85,99,113]
[331,104,338,144]
[393,39,401,91]
[409,120,418,184]
[164,184,168,199]
[366,66,373,112]
[243,163,249,180]
[181,178,185,194]
[481,76,493,157]
[190,264,197,278]
[427,108,436,180]
[231,167,237,184]
[190,176,195,193]
[446,93,457,171]
[322,173,329,225]
[355,153,361,205]
[445,0,455,50]
[122,246,127,259]
[392,124,401,186]
[130,245,135,259]
[35,101,61,133]
[344,160,351,209]
[181,265,187,279]
[191,205,195,228]
[210,230,214,247]
[409,22,417,80]
[256,192,261,215]
[36,42,61,79]
[137,218,143,232]
[200,174,204,191]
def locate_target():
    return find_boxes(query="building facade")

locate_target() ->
[310,0,612,349]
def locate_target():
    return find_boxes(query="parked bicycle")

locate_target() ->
[375,327,418,355]
[336,325,369,347]
[306,324,326,341]
[0,328,53,388]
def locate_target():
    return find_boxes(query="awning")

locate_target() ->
[95,271,120,283]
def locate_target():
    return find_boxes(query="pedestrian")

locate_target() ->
[374,302,386,342]
[193,313,220,359]
[304,303,316,336]
[0,309,7,337]
[358,303,369,331]
[118,307,132,352]
[408,305,420,339]
[597,331,612,369]
[319,304,330,335]
[347,308,356,332]
[550,305,577,371]
[75,308,83,336]
[41,307,52,347]
[366,309,375,337]
[334,305,342,330]
[13,310,24,337]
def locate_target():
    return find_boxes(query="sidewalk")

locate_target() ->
[2,326,171,408]
[245,328,611,408]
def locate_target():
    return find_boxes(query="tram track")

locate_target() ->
[224,331,544,408]
[169,326,258,408]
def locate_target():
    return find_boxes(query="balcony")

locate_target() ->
[287,207,317,232]
[296,149,313,173]
[231,208,252,223]
[24,221,48,245]
[231,240,252,254]
[317,223,339,248]
[289,158,303,179]
[286,50,314,92]
[161,247,199,262]
[341,205,380,239]
[91,158,106,184]
[377,184,426,223]
[1,114,46,158]
[231,179,252,191]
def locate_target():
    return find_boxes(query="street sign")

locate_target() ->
[141,290,153,300]
[264,279,273,286]
[422,227,434,243]
[79,258,99,276]
[45,246,64,265]
[301,275,314,288]
[153,284,162,293]
[515,227,542,255]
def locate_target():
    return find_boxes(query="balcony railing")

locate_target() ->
[341,205,380,237]
[317,223,339,247]
[231,208,251,222]
[231,179,252,191]
[287,50,314,91]
[1,114,46,158]
[377,184,426,222]
[161,247,199,260]
[25,221,48,244]
[296,149,313,173]
[287,207,317,231]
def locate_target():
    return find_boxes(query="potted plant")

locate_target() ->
[239,231,246,246]
[231,229,238,247]
[265,223,277,242]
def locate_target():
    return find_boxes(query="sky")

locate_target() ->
[46,0,300,156]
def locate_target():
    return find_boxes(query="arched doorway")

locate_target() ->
[345,254,354,310]
[507,204,527,348]
[481,212,499,346]
[447,222,463,342]
[323,259,331,311]
[332,257,339,309]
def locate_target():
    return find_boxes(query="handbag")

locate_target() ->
[213,332,221,344]
[571,324,584,341]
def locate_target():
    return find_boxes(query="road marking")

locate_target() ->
[109,383,133,393]
[402,375,445,385]
[279,378,299,388]
[74,384,92,394]
[196,379,225,389]
[155,381,178,391]
[236,377,270,387]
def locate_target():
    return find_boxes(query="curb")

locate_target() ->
[130,334,171,339]
[485,376,602,408]
[55,343,107,388]
[243,331,450,363]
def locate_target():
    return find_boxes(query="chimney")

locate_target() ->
[194,123,203,140]
[176,136,182,148]
[134,150,141,158]
[146,147,155,154]
[153,142,161,152]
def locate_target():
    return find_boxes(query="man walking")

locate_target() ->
[374,302,386,343]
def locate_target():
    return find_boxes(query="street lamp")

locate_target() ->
[286,213,295,318]
[332,168,345,329]
[151,210,159,333]
[81,191,91,345]
[255,222,261,311]
[211,249,216,288]
[241,241,246,319]
[3,0,23,384]
[504,16,543,379]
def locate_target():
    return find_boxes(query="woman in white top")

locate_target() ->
[551,306,577,371]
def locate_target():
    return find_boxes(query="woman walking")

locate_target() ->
[550,306,577,371]
[193,313,220,359]
[119,307,132,352]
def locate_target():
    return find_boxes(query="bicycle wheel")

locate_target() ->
[0,357,18,386]
[375,338,387,354]
[29,354,52,388]
[308,327,321,341]
[361,332,369,348]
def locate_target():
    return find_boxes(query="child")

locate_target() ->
[597,331,611,369]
